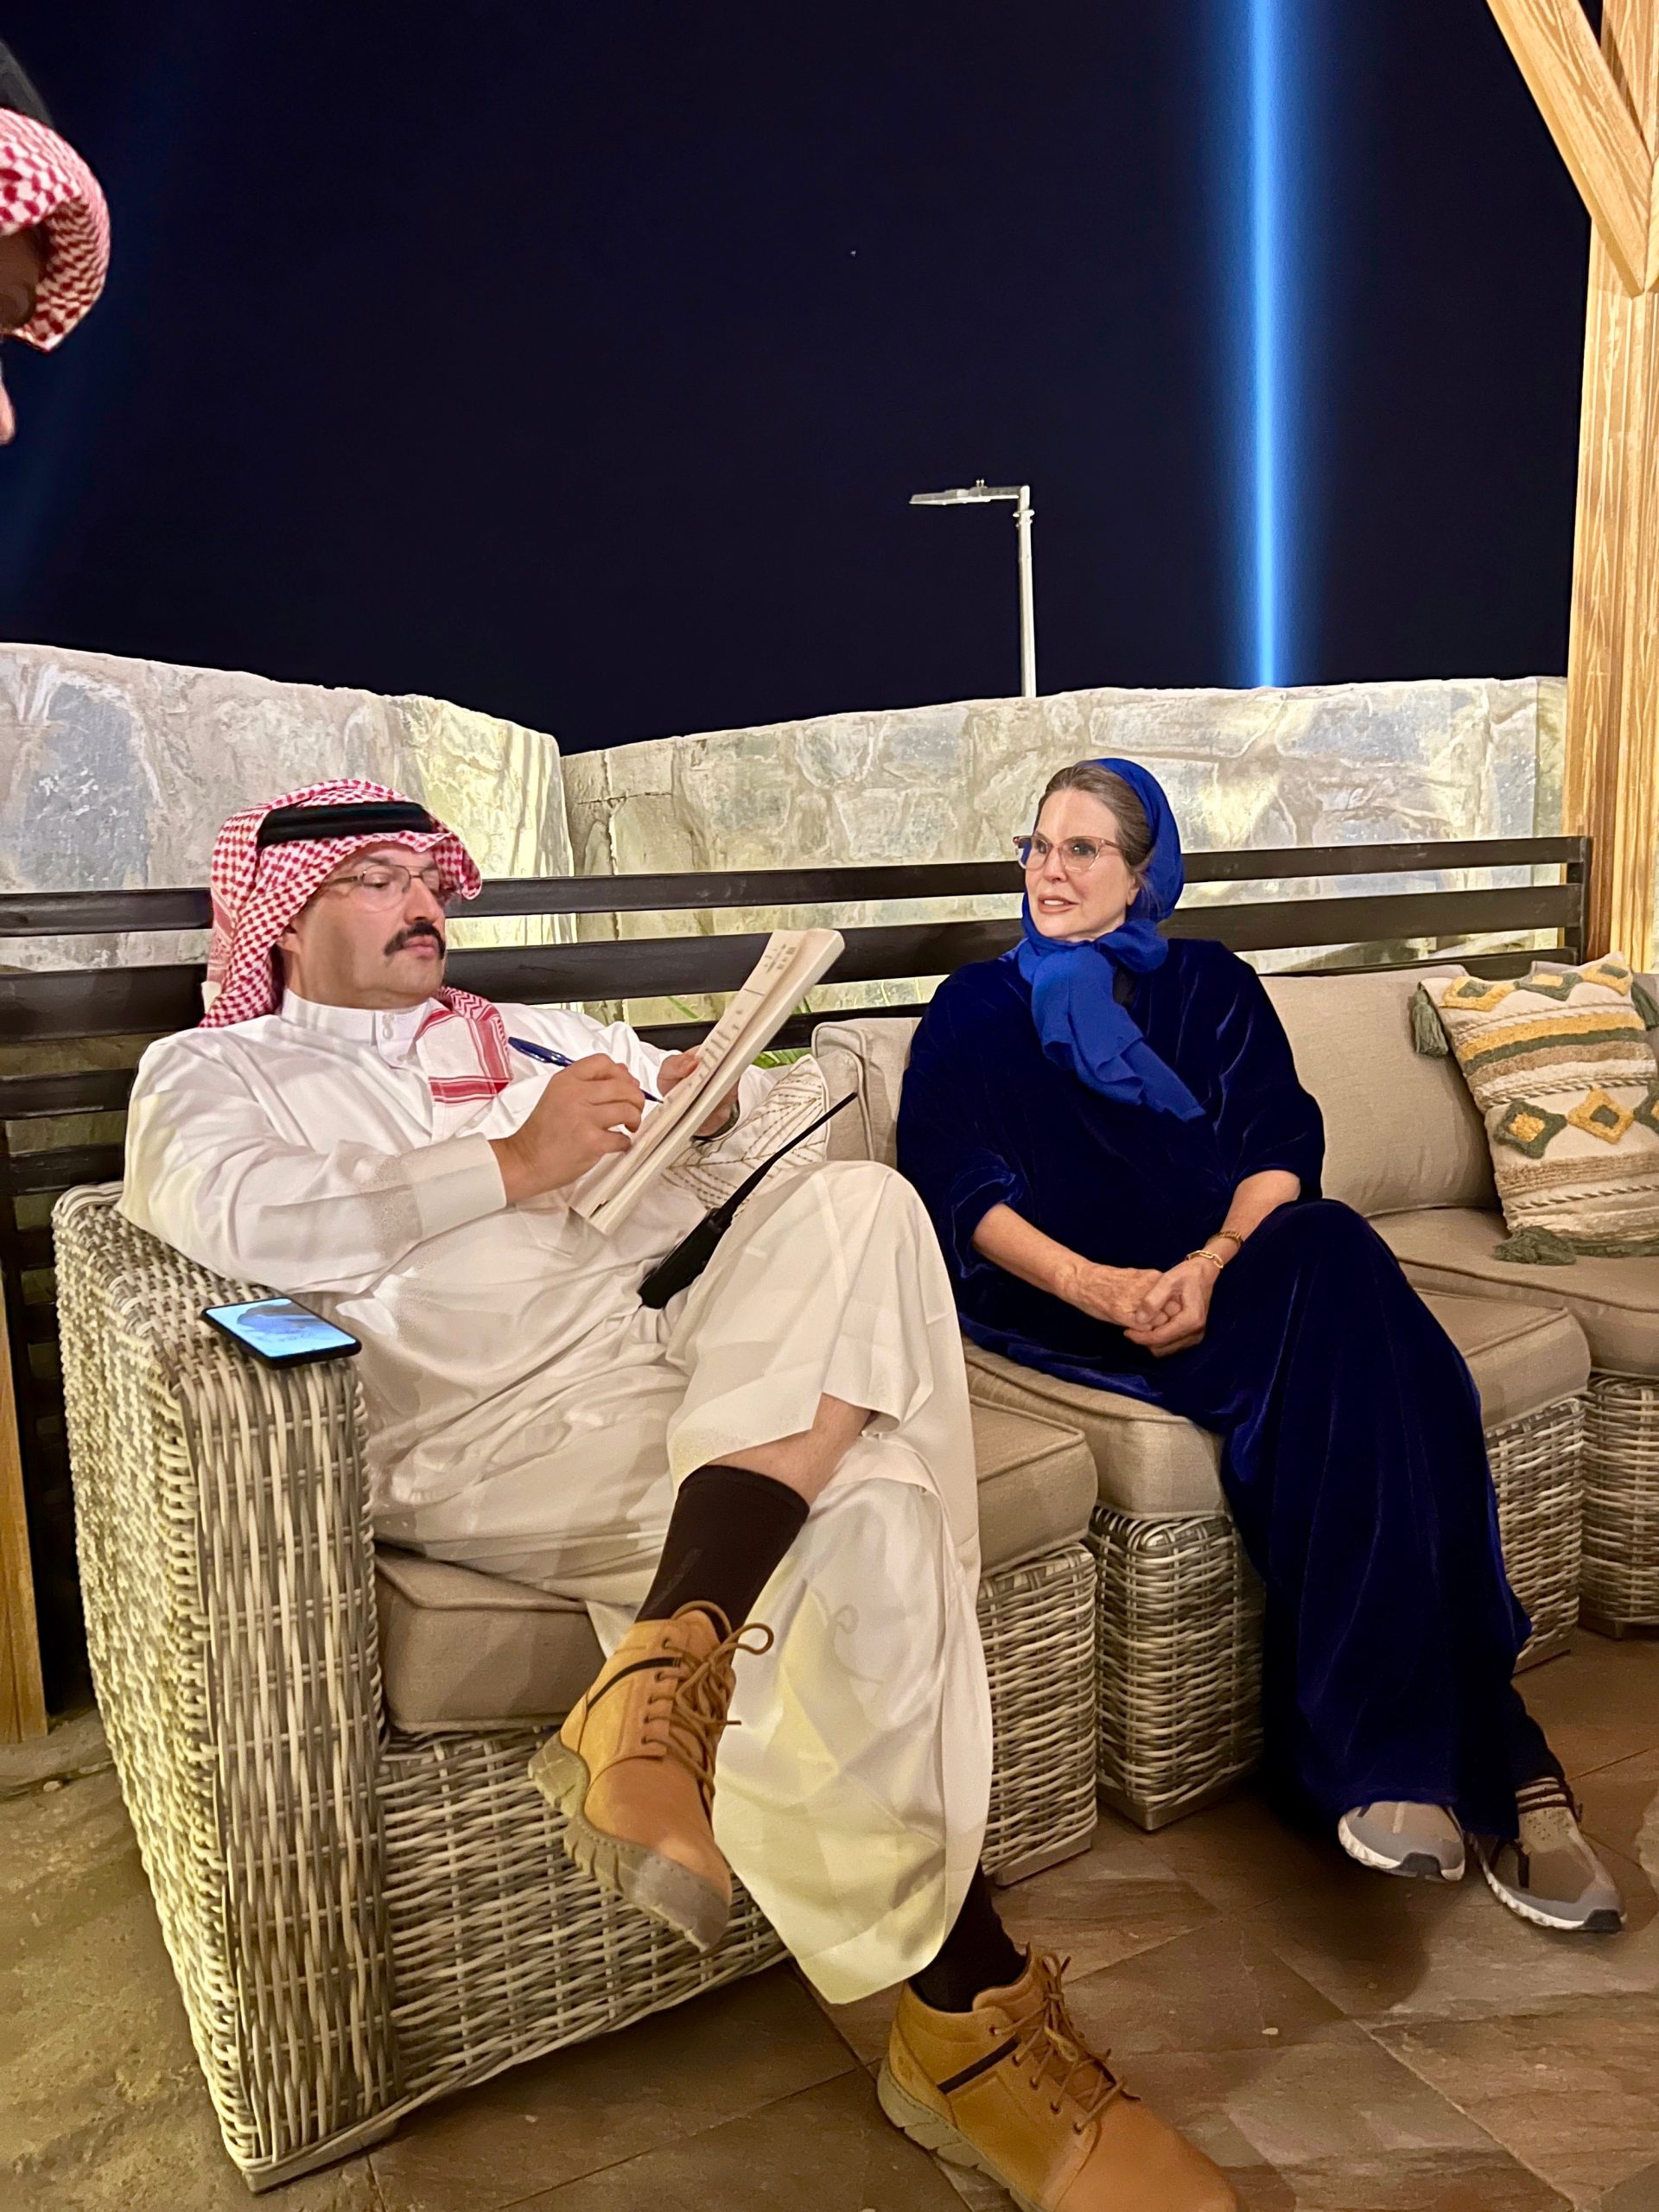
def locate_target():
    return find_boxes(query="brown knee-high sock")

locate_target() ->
[636,1465,809,1629]
[909,1868,1027,2012]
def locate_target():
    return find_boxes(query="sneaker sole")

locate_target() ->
[526,1737,731,1955]
[1338,1815,1464,1884]
[876,2063,1042,2212]
[1476,1851,1624,1935]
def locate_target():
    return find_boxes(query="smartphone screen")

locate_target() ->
[201,1298,361,1368]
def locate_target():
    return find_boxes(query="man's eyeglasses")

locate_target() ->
[1013,833,1123,877]
[324,862,451,910]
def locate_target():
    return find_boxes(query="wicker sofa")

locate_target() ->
[816,962,1657,1829]
[54,1187,1101,2191]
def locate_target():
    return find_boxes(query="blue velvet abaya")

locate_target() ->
[896,941,1552,1837]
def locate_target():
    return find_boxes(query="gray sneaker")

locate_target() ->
[1338,1801,1466,1881]
[1478,1777,1625,1934]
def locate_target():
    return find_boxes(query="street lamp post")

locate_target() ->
[909,480,1038,698]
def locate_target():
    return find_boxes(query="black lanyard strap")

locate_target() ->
[637,1091,858,1309]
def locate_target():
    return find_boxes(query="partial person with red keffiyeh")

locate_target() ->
[122,782,1234,2212]
[0,44,110,444]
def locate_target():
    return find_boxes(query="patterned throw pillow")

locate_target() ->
[1413,957,1659,1263]
[662,1052,831,1210]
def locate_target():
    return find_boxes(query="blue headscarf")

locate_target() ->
[1008,758,1204,1119]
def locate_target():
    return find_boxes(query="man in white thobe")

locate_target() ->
[121,780,1233,2212]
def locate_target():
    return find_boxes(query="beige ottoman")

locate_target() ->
[965,1294,1589,1830]
[377,1399,1101,1885]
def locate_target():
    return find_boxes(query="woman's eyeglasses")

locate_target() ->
[324,862,452,910]
[1013,833,1123,877]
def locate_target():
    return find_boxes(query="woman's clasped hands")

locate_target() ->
[1063,1254,1217,1357]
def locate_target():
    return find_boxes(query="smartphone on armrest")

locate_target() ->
[201,1297,361,1368]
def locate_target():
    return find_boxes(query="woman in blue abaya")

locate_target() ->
[896,757,1622,1935]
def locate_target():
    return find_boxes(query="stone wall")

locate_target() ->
[0,651,1569,990]
[564,676,1561,872]
[560,675,1567,1014]
[0,645,573,970]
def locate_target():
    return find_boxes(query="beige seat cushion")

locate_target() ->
[1376,1205,1659,1377]
[376,1553,604,1735]
[968,1342,1224,1517]
[376,1398,1096,1732]
[1417,1290,1590,1423]
[966,1289,1589,1518]
[969,1401,1098,1568]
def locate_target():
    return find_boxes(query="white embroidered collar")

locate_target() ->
[280,991,436,1060]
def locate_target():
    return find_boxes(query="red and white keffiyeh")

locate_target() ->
[0,108,109,442]
[202,779,515,1105]
[0,107,109,347]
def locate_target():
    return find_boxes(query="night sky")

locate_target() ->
[0,3,1593,752]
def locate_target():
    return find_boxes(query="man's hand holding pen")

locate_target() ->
[491,1056,646,1203]
[492,1043,742,1202]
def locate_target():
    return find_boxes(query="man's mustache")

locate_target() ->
[386,921,446,957]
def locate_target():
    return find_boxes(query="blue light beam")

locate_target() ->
[1230,0,1303,690]
[1250,0,1285,687]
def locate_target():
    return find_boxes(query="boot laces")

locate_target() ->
[643,1606,774,1807]
[1008,1955,1124,2132]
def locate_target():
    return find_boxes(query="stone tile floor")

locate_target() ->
[5,1636,1659,2211]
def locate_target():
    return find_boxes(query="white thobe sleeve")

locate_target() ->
[121,1041,505,1296]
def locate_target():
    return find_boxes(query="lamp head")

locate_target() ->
[908,480,1025,507]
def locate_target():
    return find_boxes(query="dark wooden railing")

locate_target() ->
[0,835,1589,1047]
[0,834,1590,1707]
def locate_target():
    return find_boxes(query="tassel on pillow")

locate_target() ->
[1497,1224,1659,1264]
[1494,1227,1580,1266]
[1410,985,1451,1057]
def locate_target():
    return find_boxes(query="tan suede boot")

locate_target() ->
[880,1952,1236,2212]
[526,1605,770,1954]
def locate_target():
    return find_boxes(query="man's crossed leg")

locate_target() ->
[530,1162,1235,2212]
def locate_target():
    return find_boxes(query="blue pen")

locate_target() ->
[509,1035,662,1103]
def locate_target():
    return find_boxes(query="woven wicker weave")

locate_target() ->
[1493,1393,1585,1667]
[55,1188,1096,2190]
[1087,1510,1263,1832]
[1581,1371,1659,1634]
[979,1546,1098,1882]
[1087,1392,1585,1831]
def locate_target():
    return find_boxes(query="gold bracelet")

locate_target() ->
[1214,1227,1245,1249]
[1185,1248,1225,1272]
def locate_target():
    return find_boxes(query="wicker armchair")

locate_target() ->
[54,1188,1098,2192]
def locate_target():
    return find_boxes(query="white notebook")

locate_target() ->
[572,925,844,1233]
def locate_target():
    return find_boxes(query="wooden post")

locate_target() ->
[0,1334,47,1740]
[1490,0,1659,969]
[1567,1,1659,969]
